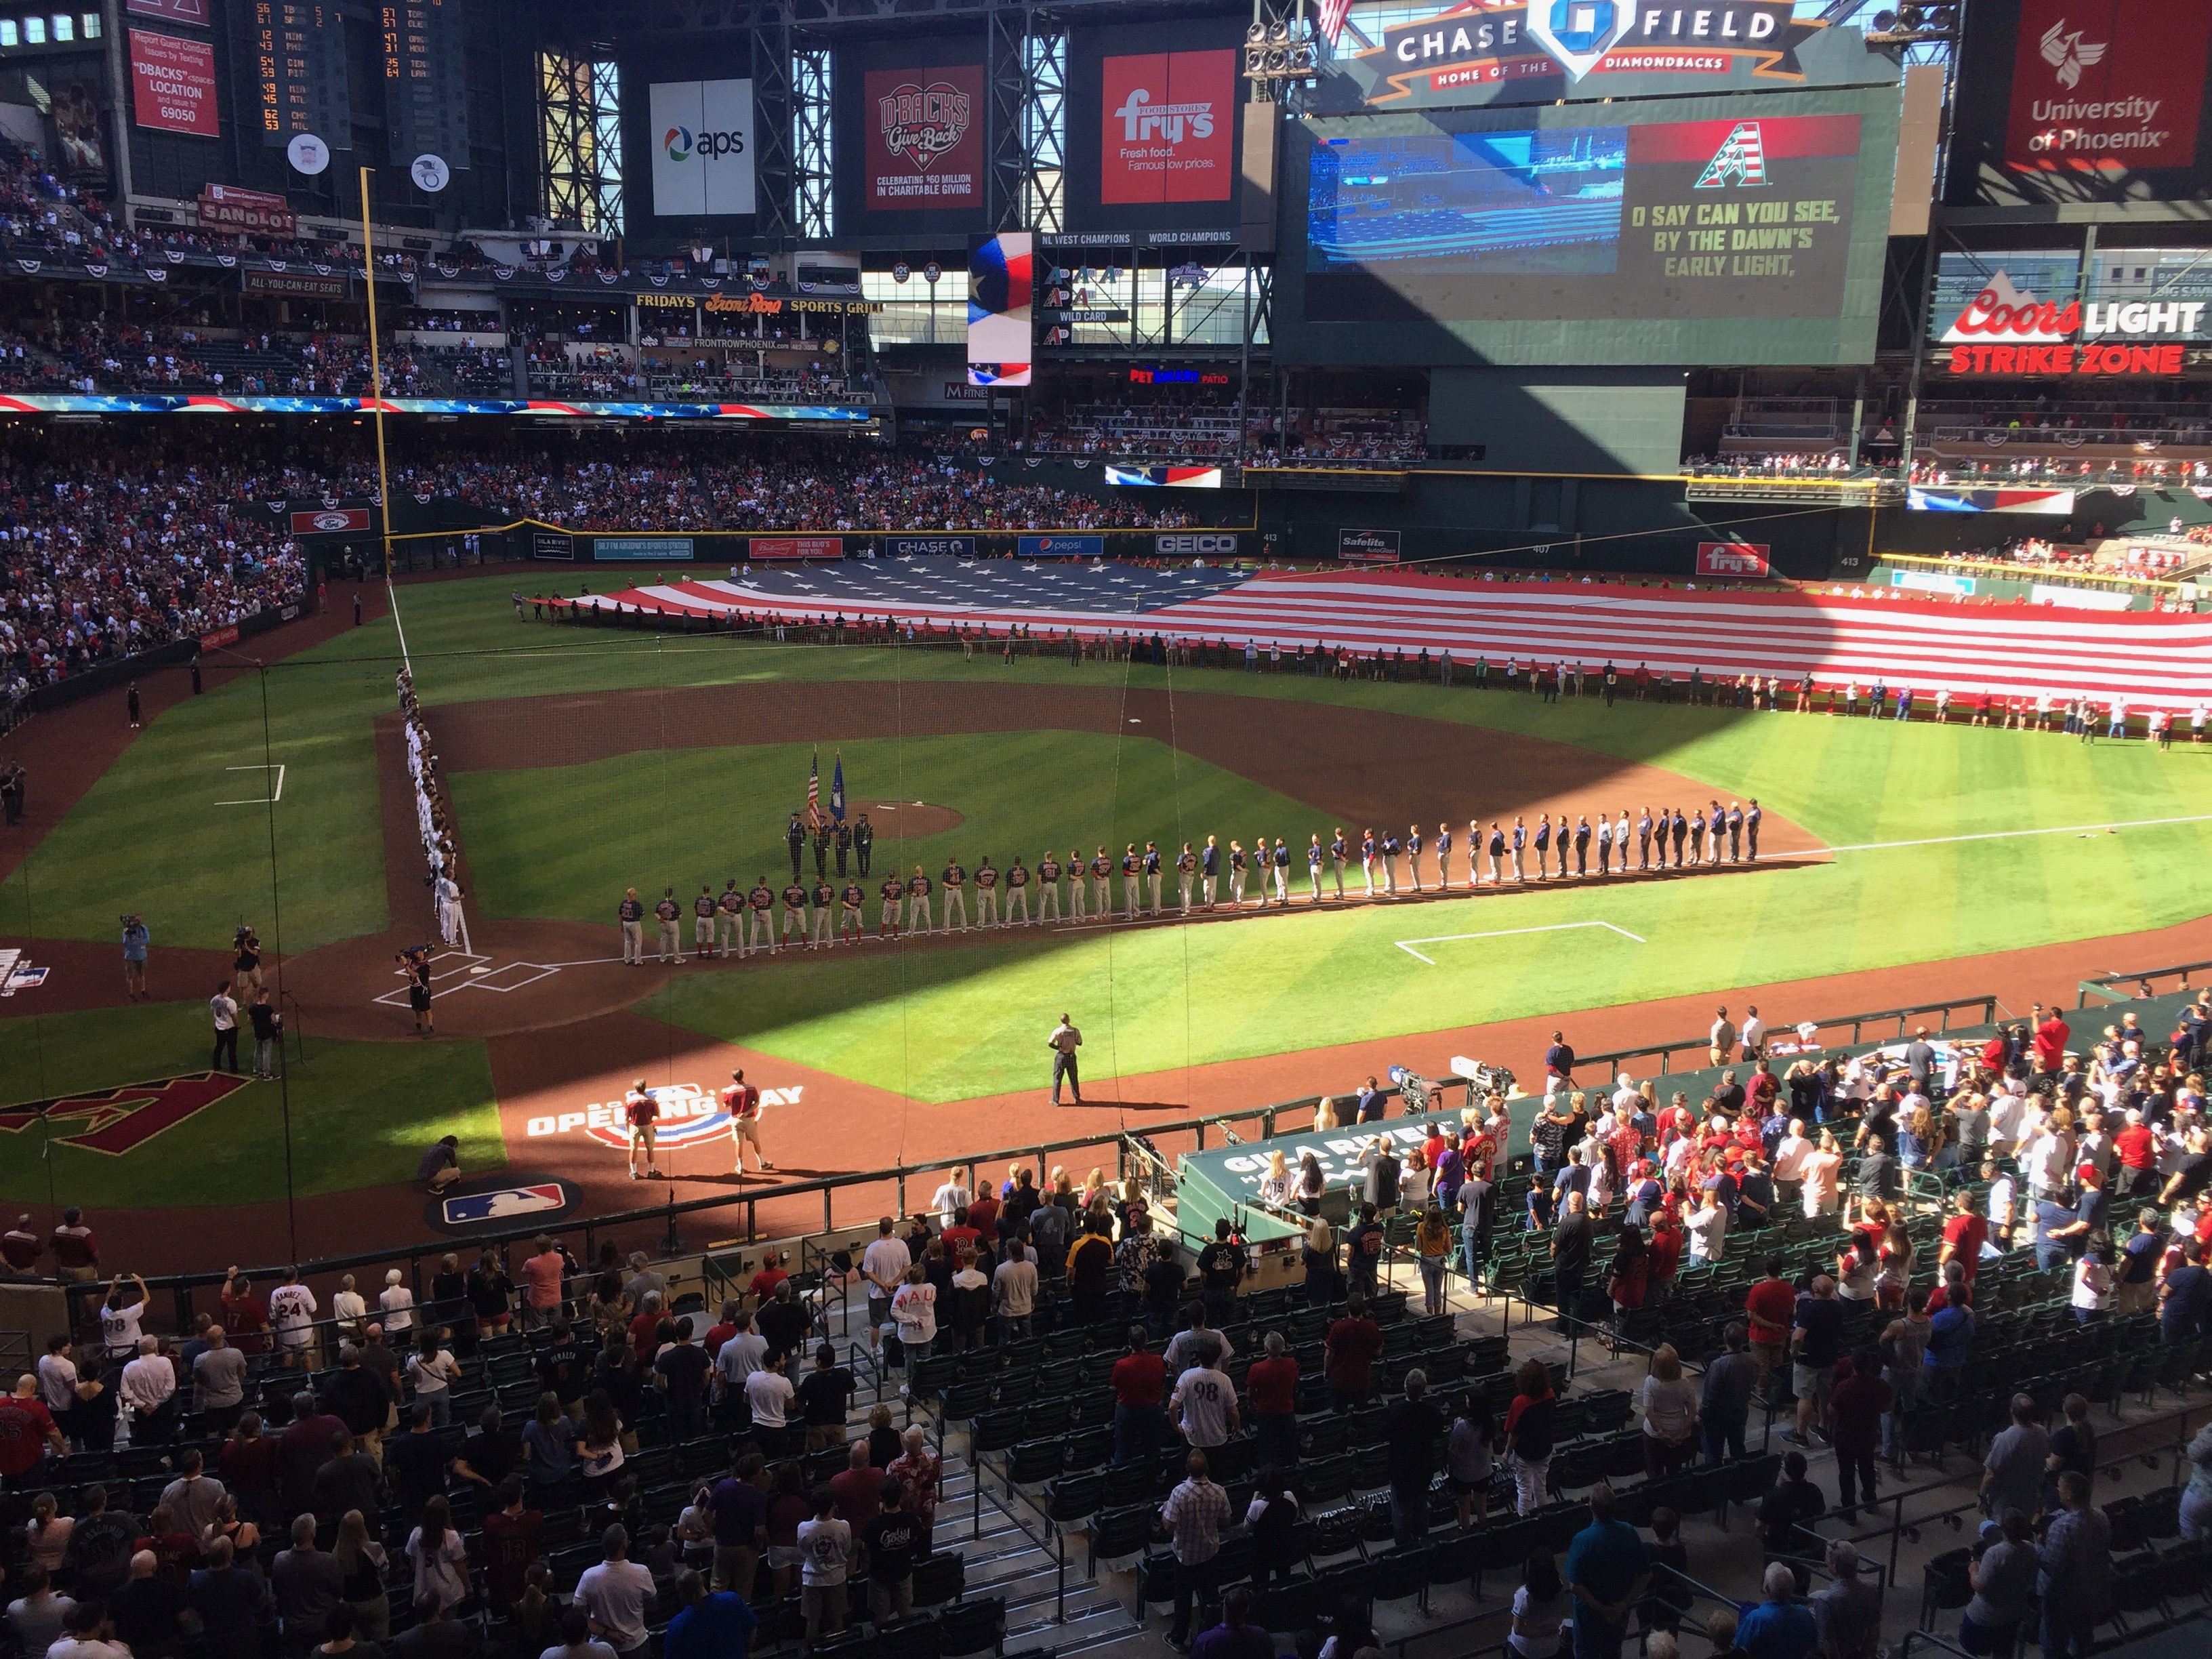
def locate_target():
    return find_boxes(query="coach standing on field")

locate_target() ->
[1048,1014,1084,1107]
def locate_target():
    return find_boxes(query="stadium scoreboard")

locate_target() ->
[383,0,470,169]
[253,1,349,148]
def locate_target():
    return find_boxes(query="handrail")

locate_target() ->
[2076,958,2212,1006]
[57,1093,1364,1331]
[1576,995,2001,1078]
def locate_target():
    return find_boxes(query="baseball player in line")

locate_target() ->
[1176,843,1197,911]
[905,866,934,933]
[811,878,834,946]
[694,886,718,958]
[975,857,1000,926]
[747,878,775,954]
[1006,856,1031,922]
[655,889,682,962]
[780,877,809,947]
[716,880,743,956]
[1038,852,1063,921]
[618,888,645,964]
[1065,849,1087,921]
[942,859,969,930]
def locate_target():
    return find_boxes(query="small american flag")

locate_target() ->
[1317,0,1354,45]
[806,750,822,827]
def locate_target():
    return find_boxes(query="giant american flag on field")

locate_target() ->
[548,560,2212,709]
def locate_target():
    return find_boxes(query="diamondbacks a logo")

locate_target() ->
[1694,122,1769,188]
[878,81,971,171]
[2037,18,2106,90]
[0,1073,249,1156]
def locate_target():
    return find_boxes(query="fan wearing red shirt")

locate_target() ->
[939,1217,981,1259]
[0,1383,62,1477]
[220,1269,270,1356]
[1744,1260,1797,1380]
[749,1252,791,1306]
[1244,1332,1299,1469]
[1938,1191,1990,1286]
[2114,1115,2159,1196]
[966,1192,1000,1238]
[1110,1329,1168,1469]
[1323,1297,1383,1407]
[1647,1213,1683,1298]
[2032,1004,2070,1072]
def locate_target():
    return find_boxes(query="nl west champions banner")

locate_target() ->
[649,79,756,216]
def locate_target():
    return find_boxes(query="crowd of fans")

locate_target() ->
[1017,403,1427,466]
[0,444,307,700]
[3,989,2211,1659]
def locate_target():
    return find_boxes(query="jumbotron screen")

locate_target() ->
[1277,89,1898,367]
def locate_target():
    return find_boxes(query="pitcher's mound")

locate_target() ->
[861,802,965,836]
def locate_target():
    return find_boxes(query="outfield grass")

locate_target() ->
[15,570,2212,1122]
[449,732,1330,923]
[0,1000,504,1206]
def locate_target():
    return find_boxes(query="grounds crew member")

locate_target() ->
[619,888,646,965]
[839,876,866,943]
[716,880,744,957]
[1004,855,1031,924]
[722,1069,772,1175]
[694,886,718,959]
[1036,851,1062,921]
[878,872,905,938]
[747,877,776,956]
[811,876,834,947]
[1048,1013,1084,1106]
[975,856,1000,927]
[781,876,811,948]
[785,814,806,881]
[941,859,968,930]
[855,813,874,876]
[905,865,933,933]
[655,889,684,962]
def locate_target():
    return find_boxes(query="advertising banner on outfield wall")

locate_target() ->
[289,508,371,534]
[750,537,844,560]
[1019,533,1105,558]
[887,535,976,556]
[595,537,694,560]
[1306,3,1887,114]
[1696,541,1771,577]
[1338,529,1401,562]
[532,531,575,560]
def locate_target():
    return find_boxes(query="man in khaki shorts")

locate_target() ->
[722,1070,773,1175]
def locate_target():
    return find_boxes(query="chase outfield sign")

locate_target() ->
[1313,0,1846,110]
[526,1081,803,1150]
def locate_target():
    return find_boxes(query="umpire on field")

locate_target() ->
[1048,1013,1084,1106]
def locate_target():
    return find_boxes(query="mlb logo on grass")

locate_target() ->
[443,1183,567,1224]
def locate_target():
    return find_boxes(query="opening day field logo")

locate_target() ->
[526,1082,804,1149]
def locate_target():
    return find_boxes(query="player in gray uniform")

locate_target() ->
[655,889,682,962]
[1037,853,1062,922]
[1005,855,1031,924]
[715,880,744,957]
[619,888,645,964]
[1435,822,1453,890]
[975,857,1000,927]
[1176,843,1197,912]
[746,877,776,956]
[694,886,718,958]
[1143,842,1164,914]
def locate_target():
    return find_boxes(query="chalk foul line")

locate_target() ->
[1824,811,2212,855]
[1395,919,1646,966]
[215,763,285,806]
